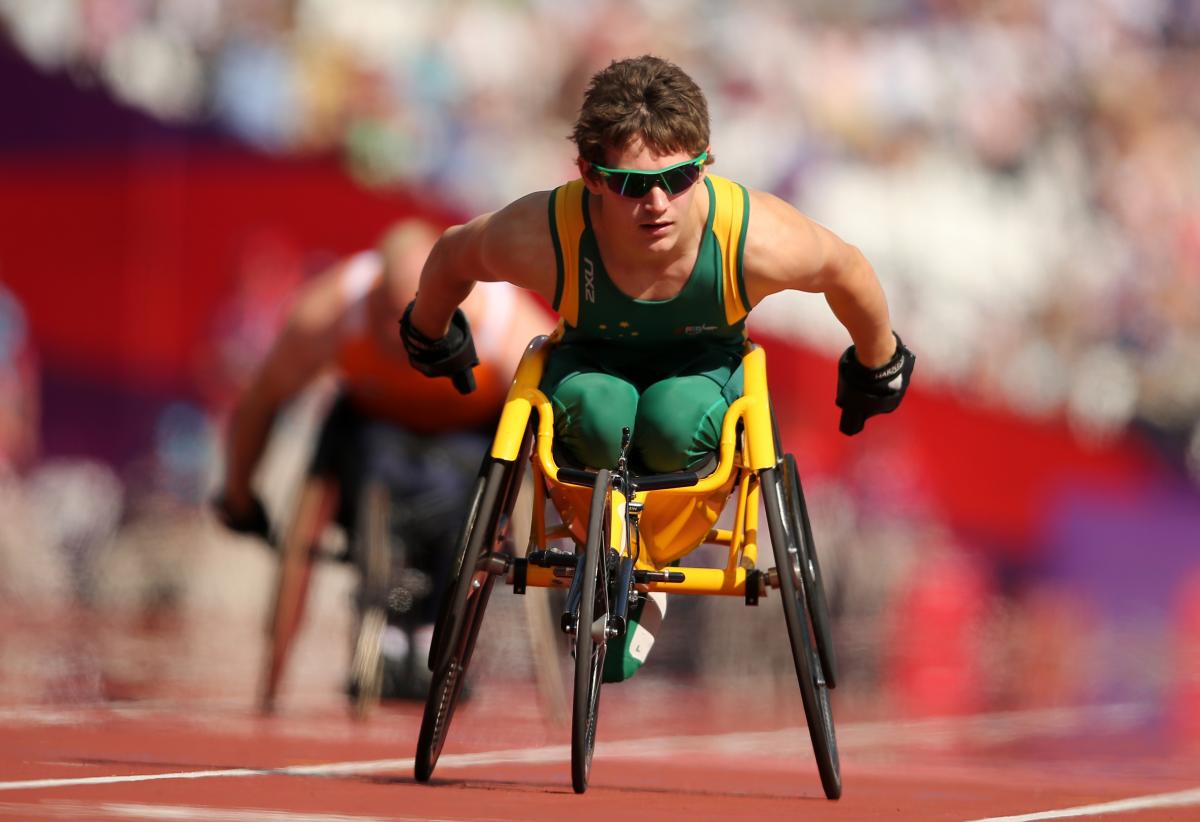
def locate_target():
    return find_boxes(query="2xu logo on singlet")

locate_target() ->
[583,257,596,303]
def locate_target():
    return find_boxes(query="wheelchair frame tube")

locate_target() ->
[520,564,755,597]
[488,336,777,598]
[490,339,779,482]
[489,336,553,462]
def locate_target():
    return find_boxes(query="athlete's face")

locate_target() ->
[581,137,708,255]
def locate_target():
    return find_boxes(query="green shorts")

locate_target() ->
[540,342,744,473]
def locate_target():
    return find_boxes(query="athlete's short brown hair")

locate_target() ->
[572,55,712,168]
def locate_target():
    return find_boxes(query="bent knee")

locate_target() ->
[635,391,726,473]
[552,374,638,469]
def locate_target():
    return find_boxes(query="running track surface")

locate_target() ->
[3,684,1200,822]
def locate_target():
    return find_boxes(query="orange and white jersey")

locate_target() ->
[331,251,525,434]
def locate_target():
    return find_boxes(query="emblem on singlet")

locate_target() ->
[583,257,596,303]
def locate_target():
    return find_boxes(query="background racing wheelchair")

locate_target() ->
[218,395,478,719]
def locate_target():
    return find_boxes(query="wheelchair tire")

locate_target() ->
[259,476,335,715]
[348,606,386,718]
[571,469,611,794]
[348,482,395,719]
[428,426,531,674]
[782,454,838,689]
[763,465,841,800]
[415,457,515,783]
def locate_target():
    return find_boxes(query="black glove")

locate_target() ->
[212,492,274,544]
[399,300,478,394]
[836,333,915,435]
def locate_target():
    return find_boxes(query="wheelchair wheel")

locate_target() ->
[415,455,522,783]
[428,426,532,674]
[348,606,385,717]
[347,481,395,719]
[259,476,335,715]
[571,469,611,794]
[763,465,841,800]
[782,454,838,689]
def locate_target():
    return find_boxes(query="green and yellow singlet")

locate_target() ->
[548,175,752,362]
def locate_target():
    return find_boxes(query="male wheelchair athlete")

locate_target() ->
[414,332,842,798]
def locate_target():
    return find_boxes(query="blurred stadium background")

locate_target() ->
[0,0,1198,732]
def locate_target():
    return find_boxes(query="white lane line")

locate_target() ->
[0,802,423,821]
[0,703,1154,794]
[0,743,579,792]
[967,787,1200,821]
[0,768,269,793]
[0,801,504,822]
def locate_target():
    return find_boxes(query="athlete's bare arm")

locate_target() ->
[410,192,557,339]
[222,267,347,516]
[742,190,896,368]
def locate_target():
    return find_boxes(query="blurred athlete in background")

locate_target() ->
[214,217,549,710]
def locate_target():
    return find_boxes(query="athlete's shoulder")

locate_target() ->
[742,187,818,250]
[286,251,377,335]
[338,250,383,301]
[742,184,791,213]
[486,189,554,237]
[473,190,557,300]
[740,189,851,303]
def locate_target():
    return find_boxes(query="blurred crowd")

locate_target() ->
[2,0,1199,714]
[3,0,1198,473]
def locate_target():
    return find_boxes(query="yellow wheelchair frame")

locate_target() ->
[414,333,841,798]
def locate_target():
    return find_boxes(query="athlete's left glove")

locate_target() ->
[399,300,478,394]
[836,332,915,435]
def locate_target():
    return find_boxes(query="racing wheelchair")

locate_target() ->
[413,332,842,797]
[243,400,492,720]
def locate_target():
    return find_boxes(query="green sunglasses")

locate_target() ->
[591,151,709,199]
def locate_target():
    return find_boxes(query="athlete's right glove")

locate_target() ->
[399,300,478,395]
[836,333,915,435]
